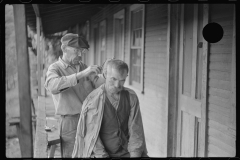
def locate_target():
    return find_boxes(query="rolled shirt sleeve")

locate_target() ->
[44,64,78,94]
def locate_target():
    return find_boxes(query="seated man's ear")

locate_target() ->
[103,71,107,79]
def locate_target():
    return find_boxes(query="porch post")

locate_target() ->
[32,4,42,96]
[37,16,42,96]
[167,4,181,157]
[13,4,33,157]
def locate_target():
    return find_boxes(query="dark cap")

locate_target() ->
[61,33,89,49]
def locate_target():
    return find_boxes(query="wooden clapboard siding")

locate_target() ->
[140,4,168,157]
[209,79,231,90]
[209,61,231,72]
[145,36,168,42]
[209,103,230,116]
[126,85,167,155]
[208,127,235,148]
[210,47,232,54]
[209,53,231,62]
[146,25,168,33]
[208,95,231,109]
[209,88,231,99]
[209,119,236,139]
[146,30,167,37]
[207,4,235,157]
[208,144,233,157]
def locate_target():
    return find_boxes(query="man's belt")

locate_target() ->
[61,113,80,118]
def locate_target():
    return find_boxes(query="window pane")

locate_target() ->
[130,49,141,84]
[131,11,136,30]
[114,19,123,60]
[138,29,142,46]
[182,4,194,96]
[132,9,142,30]
[138,10,143,28]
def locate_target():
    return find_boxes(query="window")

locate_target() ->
[99,20,107,65]
[113,9,125,60]
[129,4,145,91]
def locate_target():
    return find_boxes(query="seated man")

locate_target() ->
[72,59,148,158]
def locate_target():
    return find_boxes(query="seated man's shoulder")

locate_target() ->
[123,87,138,99]
[86,85,104,100]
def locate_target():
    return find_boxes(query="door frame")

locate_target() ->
[173,4,209,157]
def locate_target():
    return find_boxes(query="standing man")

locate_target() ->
[72,59,148,158]
[44,33,105,157]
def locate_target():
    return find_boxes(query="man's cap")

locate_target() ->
[61,33,89,49]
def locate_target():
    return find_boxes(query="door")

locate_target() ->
[113,9,125,60]
[177,4,207,157]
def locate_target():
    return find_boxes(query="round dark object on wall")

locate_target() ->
[202,22,224,43]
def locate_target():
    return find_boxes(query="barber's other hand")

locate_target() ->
[82,65,102,77]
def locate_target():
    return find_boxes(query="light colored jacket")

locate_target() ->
[72,84,148,158]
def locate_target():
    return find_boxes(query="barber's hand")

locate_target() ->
[82,65,102,77]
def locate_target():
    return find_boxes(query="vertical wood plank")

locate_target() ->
[176,4,184,157]
[34,96,47,158]
[166,4,171,155]
[167,4,180,157]
[13,4,33,157]
[229,4,236,131]
[141,4,145,94]
[191,4,198,99]
[41,34,45,96]
[121,10,125,61]
[37,16,41,96]
[199,4,209,157]
[166,3,170,109]
[189,115,196,156]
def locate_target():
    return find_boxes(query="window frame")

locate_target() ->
[113,9,125,60]
[129,4,145,93]
[99,19,107,65]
